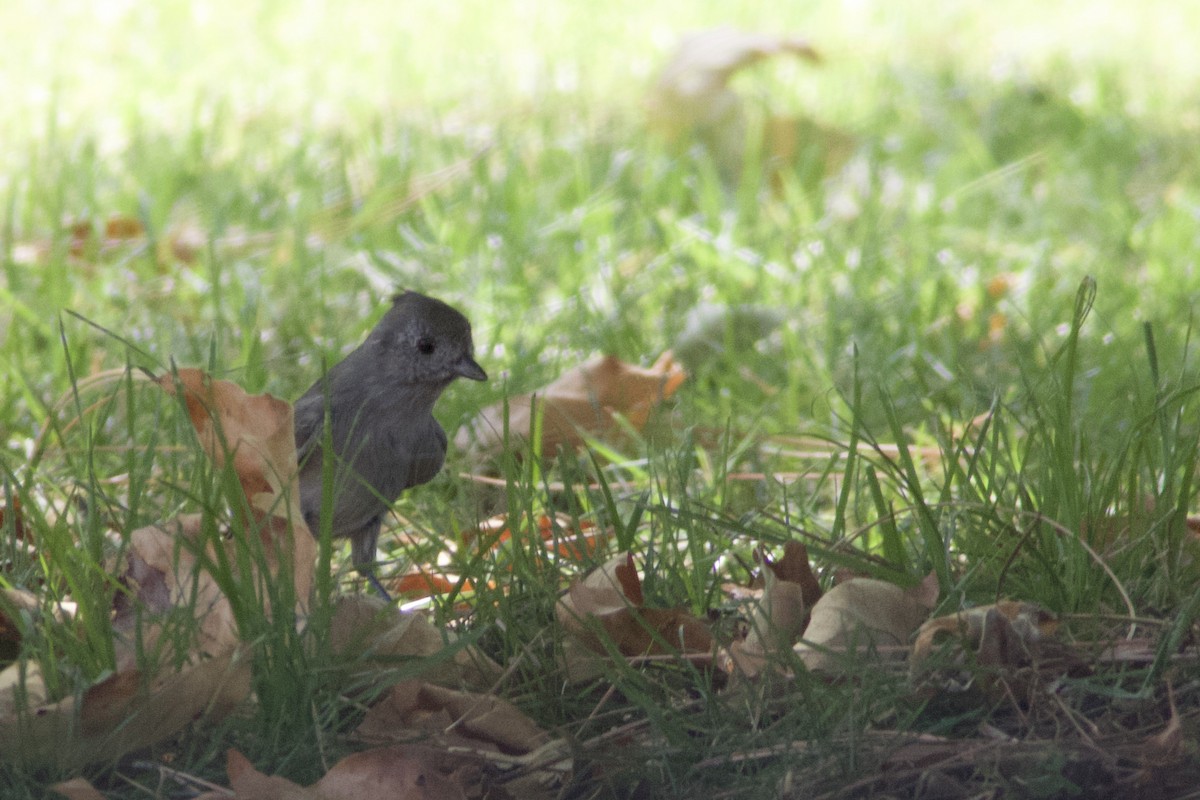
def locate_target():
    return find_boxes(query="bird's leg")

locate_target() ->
[352,516,393,601]
[361,567,394,602]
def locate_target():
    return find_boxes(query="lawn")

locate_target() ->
[3,0,1200,797]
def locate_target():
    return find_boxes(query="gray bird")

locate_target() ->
[294,291,487,598]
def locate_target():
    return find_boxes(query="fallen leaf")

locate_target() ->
[317,745,467,800]
[49,778,108,800]
[645,27,821,178]
[354,680,551,755]
[0,495,28,543]
[456,353,685,459]
[0,657,48,723]
[909,601,1087,702]
[0,371,309,769]
[761,113,857,191]
[763,541,823,608]
[0,645,251,769]
[646,27,819,139]
[390,570,469,600]
[226,748,320,799]
[556,554,713,682]
[224,745,471,800]
[157,369,301,517]
[0,588,39,660]
[328,595,502,690]
[794,575,938,674]
[725,543,822,679]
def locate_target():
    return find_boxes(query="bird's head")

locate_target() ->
[371,290,487,388]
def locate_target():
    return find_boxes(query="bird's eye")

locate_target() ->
[417,337,436,355]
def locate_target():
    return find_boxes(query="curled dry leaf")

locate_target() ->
[556,554,713,683]
[911,601,1058,666]
[354,679,551,756]
[646,27,820,139]
[725,542,822,679]
[456,352,685,459]
[909,601,1087,703]
[645,27,838,182]
[794,574,938,674]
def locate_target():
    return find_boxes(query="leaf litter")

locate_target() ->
[4,347,1199,798]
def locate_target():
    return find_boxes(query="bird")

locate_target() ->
[293,291,487,598]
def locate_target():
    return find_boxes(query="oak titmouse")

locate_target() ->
[294,291,486,597]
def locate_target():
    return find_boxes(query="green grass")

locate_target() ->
[3,0,1200,796]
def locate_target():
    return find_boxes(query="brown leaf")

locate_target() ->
[763,542,822,608]
[556,554,712,681]
[328,595,502,690]
[0,646,251,769]
[909,601,1086,703]
[49,778,108,800]
[317,746,467,800]
[0,494,28,543]
[457,352,685,459]
[226,748,320,799]
[0,371,310,769]
[725,543,821,679]
[910,601,1057,665]
[0,587,39,659]
[223,745,472,800]
[645,27,821,178]
[158,369,315,605]
[158,369,299,513]
[646,27,819,138]
[794,576,937,673]
[0,653,49,719]
[354,680,550,755]
[465,512,608,565]
[762,114,857,190]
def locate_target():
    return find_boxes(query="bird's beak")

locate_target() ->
[456,356,488,382]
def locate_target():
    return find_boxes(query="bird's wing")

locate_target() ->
[293,391,327,463]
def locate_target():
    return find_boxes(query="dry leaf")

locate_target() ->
[224,745,470,800]
[456,353,685,459]
[0,658,48,719]
[158,369,301,517]
[226,748,321,799]
[0,645,251,769]
[0,495,28,543]
[49,778,108,800]
[725,542,822,678]
[0,587,39,659]
[328,595,503,690]
[317,746,467,800]
[909,601,1086,702]
[911,601,1058,666]
[646,27,819,139]
[794,575,938,674]
[556,554,712,682]
[354,680,551,755]
[645,27,821,178]
[0,371,308,768]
